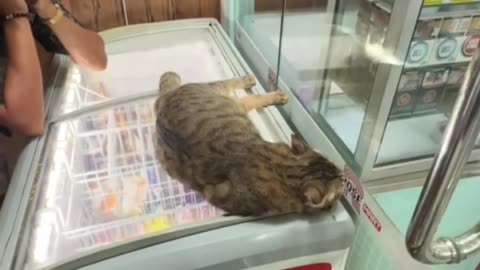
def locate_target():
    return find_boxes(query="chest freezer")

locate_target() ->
[0,19,354,270]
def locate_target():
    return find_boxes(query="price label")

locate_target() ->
[425,0,480,6]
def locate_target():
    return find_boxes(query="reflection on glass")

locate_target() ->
[233,0,393,153]
[54,28,233,117]
[377,3,480,165]
[276,0,394,153]
[236,0,285,89]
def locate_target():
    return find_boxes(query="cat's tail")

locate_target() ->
[159,72,182,93]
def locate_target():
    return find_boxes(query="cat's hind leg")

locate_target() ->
[206,74,256,94]
[239,91,289,112]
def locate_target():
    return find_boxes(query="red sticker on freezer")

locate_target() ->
[343,165,364,215]
[463,34,480,56]
[363,203,382,232]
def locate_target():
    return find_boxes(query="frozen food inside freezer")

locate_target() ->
[28,98,224,269]
[54,28,233,117]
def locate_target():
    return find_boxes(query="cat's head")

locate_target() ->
[290,134,345,209]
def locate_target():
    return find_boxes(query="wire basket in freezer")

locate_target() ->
[65,98,223,227]
[29,97,223,267]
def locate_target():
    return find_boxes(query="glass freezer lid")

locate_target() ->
[24,98,226,269]
[13,19,301,269]
[22,53,290,268]
[51,27,232,119]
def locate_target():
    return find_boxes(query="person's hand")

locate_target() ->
[26,0,56,19]
[0,0,29,15]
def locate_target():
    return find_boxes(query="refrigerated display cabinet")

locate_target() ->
[0,19,354,270]
[221,0,480,182]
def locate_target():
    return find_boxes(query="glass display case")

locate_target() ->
[222,3,480,269]
[221,0,480,181]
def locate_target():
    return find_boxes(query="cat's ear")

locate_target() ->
[291,134,307,155]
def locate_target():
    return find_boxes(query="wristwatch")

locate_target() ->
[44,4,64,26]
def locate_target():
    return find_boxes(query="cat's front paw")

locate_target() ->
[241,74,257,89]
[271,91,289,105]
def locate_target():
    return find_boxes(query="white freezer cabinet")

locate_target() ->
[0,19,354,270]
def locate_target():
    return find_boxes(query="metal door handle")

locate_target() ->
[405,43,480,264]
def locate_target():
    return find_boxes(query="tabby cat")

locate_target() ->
[154,72,344,216]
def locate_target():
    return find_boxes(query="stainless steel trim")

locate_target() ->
[274,0,286,91]
[364,171,427,194]
[365,165,480,194]
[406,45,480,264]
[50,90,158,123]
[362,148,480,181]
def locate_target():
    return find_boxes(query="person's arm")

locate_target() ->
[0,10,44,135]
[30,0,107,71]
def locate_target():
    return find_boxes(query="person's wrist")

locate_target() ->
[33,1,56,19]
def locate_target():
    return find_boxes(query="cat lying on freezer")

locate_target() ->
[154,72,345,216]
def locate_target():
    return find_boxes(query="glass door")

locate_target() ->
[376,2,480,166]
[230,0,413,175]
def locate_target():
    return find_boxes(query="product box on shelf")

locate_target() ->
[430,37,460,65]
[414,87,445,113]
[457,33,480,62]
[395,9,480,119]
[439,63,468,115]
[390,70,423,117]
[406,40,435,68]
